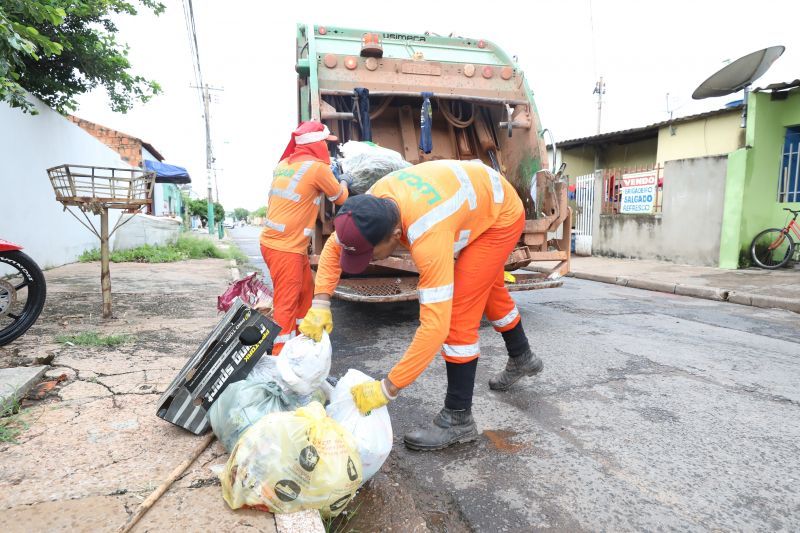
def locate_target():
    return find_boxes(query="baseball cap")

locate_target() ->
[334,195,398,274]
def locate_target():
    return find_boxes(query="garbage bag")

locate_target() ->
[248,354,328,406]
[275,332,332,396]
[218,272,273,313]
[208,377,298,452]
[326,369,393,483]
[220,402,362,517]
[338,141,411,194]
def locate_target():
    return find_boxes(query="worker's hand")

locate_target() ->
[298,299,333,342]
[339,173,353,192]
[351,379,397,415]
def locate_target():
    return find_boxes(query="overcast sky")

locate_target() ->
[75,0,800,211]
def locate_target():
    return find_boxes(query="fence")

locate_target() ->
[601,165,664,215]
[574,173,595,255]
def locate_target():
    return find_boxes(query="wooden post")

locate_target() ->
[100,207,112,318]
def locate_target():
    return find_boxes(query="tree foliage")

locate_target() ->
[232,207,249,221]
[188,198,224,225]
[0,0,164,114]
[251,206,267,218]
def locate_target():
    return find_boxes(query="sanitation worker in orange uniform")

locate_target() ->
[260,121,348,354]
[299,160,543,450]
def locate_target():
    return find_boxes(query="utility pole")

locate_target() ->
[593,76,606,134]
[192,83,223,235]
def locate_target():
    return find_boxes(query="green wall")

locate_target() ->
[719,89,800,268]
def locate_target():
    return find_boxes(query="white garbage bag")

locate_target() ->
[273,332,332,396]
[326,369,393,483]
[338,141,411,194]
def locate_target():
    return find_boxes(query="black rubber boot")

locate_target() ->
[403,407,479,451]
[489,348,544,391]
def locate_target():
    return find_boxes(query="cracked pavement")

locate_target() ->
[0,259,276,532]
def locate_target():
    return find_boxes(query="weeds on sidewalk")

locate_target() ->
[0,394,27,443]
[323,501,362,533]
[55,331,132,347]
[78,235,236,263]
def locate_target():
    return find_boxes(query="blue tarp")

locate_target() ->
[144,160,191,184]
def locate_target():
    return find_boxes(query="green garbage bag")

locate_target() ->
[208,378,296,451]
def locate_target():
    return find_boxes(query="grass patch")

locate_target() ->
[55,331,132,347]
[78,234,235,264]
[323,501,362,533]
[0,395,27,443]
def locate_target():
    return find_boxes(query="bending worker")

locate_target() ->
[299,159,543,451]
[260,121,348,354]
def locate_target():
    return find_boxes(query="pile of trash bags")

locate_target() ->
[209,331,393,518]
[337,141,411,195]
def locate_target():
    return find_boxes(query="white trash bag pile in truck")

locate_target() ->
[209,331,393,516]
[338,140,411,194]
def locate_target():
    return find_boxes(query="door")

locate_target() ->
[574,173,594,256]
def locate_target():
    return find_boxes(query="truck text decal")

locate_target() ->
[395,170,442,205]
[383,33,426,42]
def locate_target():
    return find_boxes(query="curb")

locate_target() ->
[525,267,799,314]
[274,510,325,533]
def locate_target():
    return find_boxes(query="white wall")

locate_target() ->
[0,97,131,269]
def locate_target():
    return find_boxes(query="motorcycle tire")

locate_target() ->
[0,250,47,346]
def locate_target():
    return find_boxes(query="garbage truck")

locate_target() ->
[296,24,570,302]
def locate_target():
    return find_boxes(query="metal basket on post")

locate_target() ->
[47,164,155,318]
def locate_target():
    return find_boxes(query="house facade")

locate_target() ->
[552,81,800,269]
[68,116,183,218]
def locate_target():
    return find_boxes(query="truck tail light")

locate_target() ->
[501,66,513,80]
[361,33,383,58]
[323,54,338,69]
[318,26,327,35]
[482,66,494,79]
[344,56,358,70]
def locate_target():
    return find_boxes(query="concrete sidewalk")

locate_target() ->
[532,256,800,313]
[0,259,279,532]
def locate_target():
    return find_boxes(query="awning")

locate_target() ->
[144,160,191,184]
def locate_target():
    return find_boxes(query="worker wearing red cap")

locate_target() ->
[299,160,543,451]
[261,121,348,354]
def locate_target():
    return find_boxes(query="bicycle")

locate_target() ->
[750,208,800,269]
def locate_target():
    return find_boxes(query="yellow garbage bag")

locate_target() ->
[220,401,362,517]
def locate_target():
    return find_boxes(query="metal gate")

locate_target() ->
[574,173,595,256]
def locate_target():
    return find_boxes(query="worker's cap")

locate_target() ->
[293,120,338,145]
[334,195,397,274]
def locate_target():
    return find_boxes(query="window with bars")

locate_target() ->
[778,126,800,203]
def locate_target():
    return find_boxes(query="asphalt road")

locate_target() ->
[231,225,800,531]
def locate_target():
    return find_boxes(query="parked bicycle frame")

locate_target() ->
[750,208,800,269]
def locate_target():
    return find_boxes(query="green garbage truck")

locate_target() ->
[295,24,570,302]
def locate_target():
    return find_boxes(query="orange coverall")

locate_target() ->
[260,153,348,353]
[315,160,524,388]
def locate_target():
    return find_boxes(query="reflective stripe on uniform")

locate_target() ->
[418,283,454,304]
[407,162,477,245]
[491,306,519,328]
[303,228,313,237]
[453,229,471,255]
[274,331,296,344]
[327,187,343,202]
[270,160,314,202]
[442,342,480,357]
[314,195,322,205]
[484,165,505,203]
[265,218,286,232]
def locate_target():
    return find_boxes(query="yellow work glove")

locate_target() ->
[351,379,396,415]
[298,299,333,342]
[504,271,516,283]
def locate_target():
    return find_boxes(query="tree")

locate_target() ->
[232,207,249,221]
[251,206,267,218]
[1,0,164,114]
[188,198,224,225]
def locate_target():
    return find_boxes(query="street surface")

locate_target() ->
[232,225,800,531]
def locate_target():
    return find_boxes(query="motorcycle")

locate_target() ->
[0,240,46,346]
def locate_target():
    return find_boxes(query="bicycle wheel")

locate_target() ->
[0,250,47,346]
[750,228,795,269]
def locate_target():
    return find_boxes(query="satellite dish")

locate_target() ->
[692,45,785,100]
